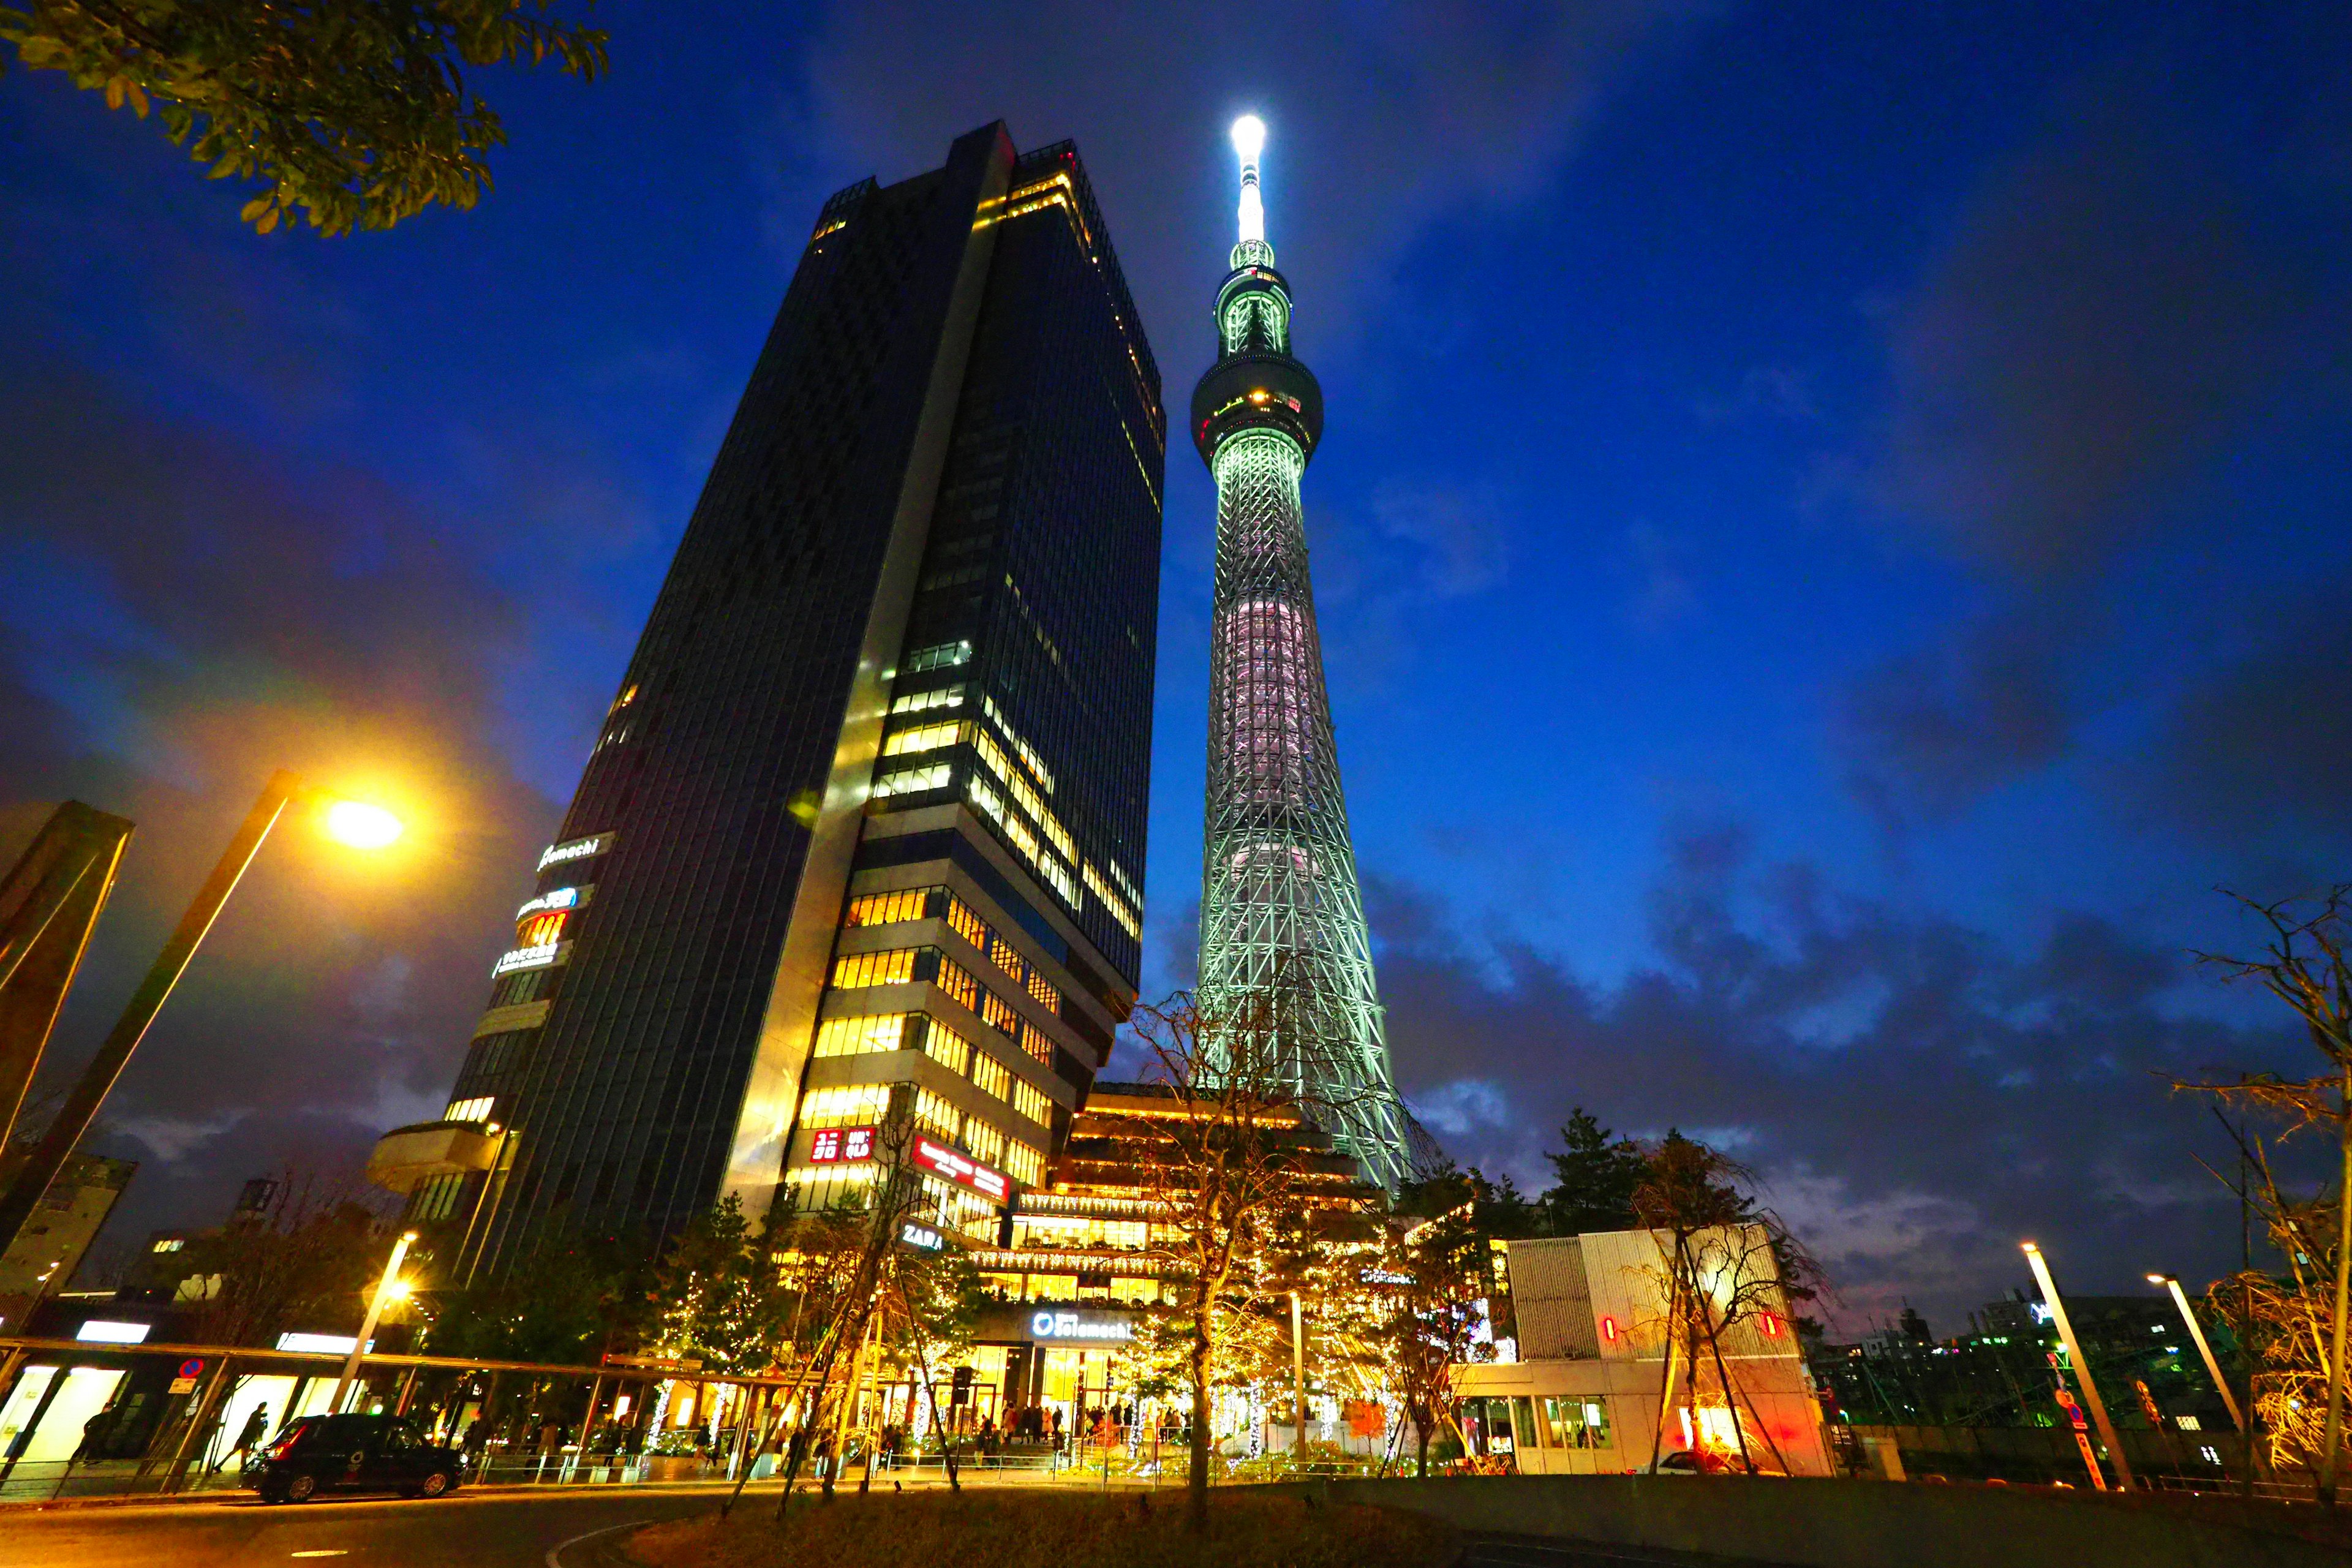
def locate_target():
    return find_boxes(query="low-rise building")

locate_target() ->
[1453,1228,1834,1476]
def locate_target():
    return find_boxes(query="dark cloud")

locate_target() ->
[0,349,559,1254]
[796,1,1711,355]
[1370,832,2306,1329]
[2157,572,2352,832]
[1838,31,2352,829]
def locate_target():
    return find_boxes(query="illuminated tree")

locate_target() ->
[1366,1202,1488,1477]
[1630,1134,1823,1474]
[1132,990,1319,1532]
[0,1,604,234]
[2185,886,2352,1502]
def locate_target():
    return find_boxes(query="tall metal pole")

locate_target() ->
[0,772,301,1262]
[2149,1274,2243,1431]
[1291,1290,1306,1457]
[2024,1242,2133,1490]
[332,1231,416,1415]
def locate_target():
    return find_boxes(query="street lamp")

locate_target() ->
[2148,1273,2245,1432]
[0,769,404,1261]
[2022,1242,2134,1490]
[332,1230,418,1415]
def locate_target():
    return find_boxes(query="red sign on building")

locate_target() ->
[912,1135,1009,1200]
[808,1126,877,1164]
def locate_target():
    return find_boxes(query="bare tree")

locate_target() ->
[2185,887,2352,1503]
[767,1096,940,1521]
[1131,990,1318,1533]
[174,1166,393,1348]
[1630,1134,1824,1476]
[2198,1118,2342,1482]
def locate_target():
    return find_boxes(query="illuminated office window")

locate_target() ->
[833,948,919,989]
[921,1017,973,1075]
[814,1014,913,1057]
[845,889,929,927]
[971,1054,1010,1101]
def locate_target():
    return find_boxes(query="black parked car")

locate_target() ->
[250,1412,464,1502]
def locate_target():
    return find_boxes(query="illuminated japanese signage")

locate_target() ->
[537,833,614,872]
[1029,1311,1132,1343]
[516,886,585,920]
[809,1126,876,1164]
[913,1135,1009,1200]
[492,941,564,978]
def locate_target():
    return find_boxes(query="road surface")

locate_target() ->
[0,1483,728,1568]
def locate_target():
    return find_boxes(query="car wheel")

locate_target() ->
[285,1473,318,1503]
[416,1470,453,1498]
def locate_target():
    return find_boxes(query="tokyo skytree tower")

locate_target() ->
[1192,117,1409,1189]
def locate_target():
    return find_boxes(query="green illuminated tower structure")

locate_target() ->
[1191,118,1409,1189]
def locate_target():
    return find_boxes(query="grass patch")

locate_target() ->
[631,1488,1455,1568]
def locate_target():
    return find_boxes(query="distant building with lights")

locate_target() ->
[372,123,1164,1280]
[1454,1229,1834,1477]
[953,1081,1375,1428]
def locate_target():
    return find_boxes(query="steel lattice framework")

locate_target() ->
[1190,122,1410,1189]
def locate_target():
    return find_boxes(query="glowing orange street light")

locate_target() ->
[333,1231,418,1415]
[0,770,404,1262]
[323,799,405,850]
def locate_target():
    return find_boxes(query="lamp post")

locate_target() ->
[0,770,401,1262]
[2147,1273,2244,1432]
[2023,1242,2133,1490]
[333,1230,417,1415]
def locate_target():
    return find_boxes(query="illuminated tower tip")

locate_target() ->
[1231,115,1266,246]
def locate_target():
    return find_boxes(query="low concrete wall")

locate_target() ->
[1281,1476,2343,1568]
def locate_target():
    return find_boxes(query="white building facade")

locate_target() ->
[1452,1228,1834,1477]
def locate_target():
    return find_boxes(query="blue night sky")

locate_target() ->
[4,2,2348,1329]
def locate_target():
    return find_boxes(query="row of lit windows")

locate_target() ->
[873,762,951,799]
[783,1164,1011,1241]
[977,1272,1166,1306]
[1009,1214,1149,1251]
[968,775,1080,910]
[832,940,1055,1066]
[869,691,1142,947]
[891,682,965,717]
[445,1096,494,1124]
[807,1010,1050,1130]
[843,886,1061,1015]
[832,948,918,990]
[905,641,972,674]
[883,719,960,758]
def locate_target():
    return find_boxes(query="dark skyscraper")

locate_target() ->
[372,124,1163,1276]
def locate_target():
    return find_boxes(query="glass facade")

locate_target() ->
[418,125,1161,1277]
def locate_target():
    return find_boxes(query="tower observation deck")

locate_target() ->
[1191,118,1409,1190]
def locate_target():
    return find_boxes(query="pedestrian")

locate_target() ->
[211,1403,270,1474]
[69,1406,116,1465]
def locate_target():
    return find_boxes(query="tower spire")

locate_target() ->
[1191,119,1411,1191]
[1231,115,1266,247]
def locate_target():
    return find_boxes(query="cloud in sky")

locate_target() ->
[1837,31,2352,833]
[0,348,560,1246]
[1371,833,2308,1329]
[793,0,1712,355]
